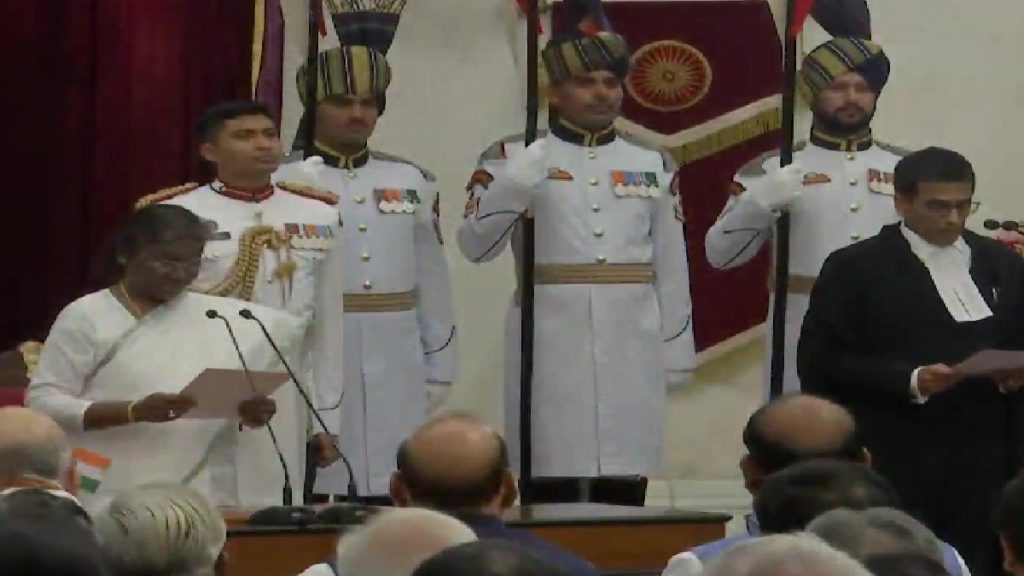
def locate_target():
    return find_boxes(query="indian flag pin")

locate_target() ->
[72,447,111,494]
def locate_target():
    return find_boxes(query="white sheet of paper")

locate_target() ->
[178,368,290,419]
[953,350,1024,377]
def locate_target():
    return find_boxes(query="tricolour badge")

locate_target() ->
[374,188,420,214]
[612,171,661,197]
[868,169,895,195]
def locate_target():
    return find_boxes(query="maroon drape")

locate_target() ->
[2,0,254,349]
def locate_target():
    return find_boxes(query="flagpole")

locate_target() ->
[302,0,320,160]
[769,0,799,399]
[519,0,540,504]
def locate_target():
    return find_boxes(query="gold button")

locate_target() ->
[849,178,858,186]
[347,171,357,179]
[357,224,368,232]
[850,233,861,241]
[595,256,607,264]
[361,253,371,262]
[591,204,601,213]
[588,177,599,186]
[363,280,373,290]
[355,196,366,204]
[849,203,860,212]
[587,151,597,159]
[846,153,856,161]
[593,228,605,237]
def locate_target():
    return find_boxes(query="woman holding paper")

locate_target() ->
[28,205,306,509]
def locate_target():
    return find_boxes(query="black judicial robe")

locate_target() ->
[799,224,1024,576]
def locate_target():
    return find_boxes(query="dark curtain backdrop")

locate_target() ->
[1,0,255,349]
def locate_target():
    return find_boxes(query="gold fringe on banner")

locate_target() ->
[251,0,267,97]
[669,106,781,167]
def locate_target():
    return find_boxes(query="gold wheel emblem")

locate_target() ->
[627,40,712,112]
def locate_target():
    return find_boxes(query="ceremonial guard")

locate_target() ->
[283,1,456,502]
[704,38,909,395]
[457,4,695,503]
[136,100,344,503]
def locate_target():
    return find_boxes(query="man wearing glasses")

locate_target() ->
[798,147,1022,576]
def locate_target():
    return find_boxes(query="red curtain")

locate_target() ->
[1,0,255,349]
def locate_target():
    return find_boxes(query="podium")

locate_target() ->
[222,504,730,576]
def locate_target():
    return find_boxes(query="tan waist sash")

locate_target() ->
[534,263,655,285]
[343,290,417,312]
[766,274,818,295]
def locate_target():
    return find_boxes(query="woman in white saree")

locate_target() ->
[28,205,311,510]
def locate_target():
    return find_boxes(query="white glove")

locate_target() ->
[293,155,327,188]
[750,163,802,212]
[426,383,451,415]
[504,139,549,190]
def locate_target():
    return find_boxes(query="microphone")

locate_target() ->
[238,308,359,503]
[206,309,293,506]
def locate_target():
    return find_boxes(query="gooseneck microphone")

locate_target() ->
[238,308,359,503]
[206,309,293,506]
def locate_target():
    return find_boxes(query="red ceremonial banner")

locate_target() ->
[555,0,782,352]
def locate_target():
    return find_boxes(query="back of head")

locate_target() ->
[0,406,70,488]
[807,507,943,564]
[412,540,566,576]
[703,533,872,576]
[93,483,226,576]
[335,507,477,576]
[862,552,949,576]
[742,394,864,477]
[754,459,900,534]
[999,473,1024,566]
[0,488,106,576]
[894,147,976,199]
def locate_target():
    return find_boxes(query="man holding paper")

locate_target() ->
[798,147,1024,575]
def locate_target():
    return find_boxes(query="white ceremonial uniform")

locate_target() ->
[457,122,696,477]
[280,148,457,496]
[158,182,346,503]
[704,133,907,397]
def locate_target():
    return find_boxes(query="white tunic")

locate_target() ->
[457,127,695,477]
[705,137,905,397]
[281,150,457,495]
[27,291,307,511]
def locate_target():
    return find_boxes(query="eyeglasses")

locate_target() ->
[922,199,980,216]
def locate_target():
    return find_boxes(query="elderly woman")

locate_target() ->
[95,483,227,576]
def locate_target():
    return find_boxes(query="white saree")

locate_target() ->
[29,289,309,511]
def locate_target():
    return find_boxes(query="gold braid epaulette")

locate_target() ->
[277,181,339,206]
[134,182,200,210]
[194,225,291,301]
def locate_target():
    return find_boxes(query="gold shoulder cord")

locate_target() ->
[196,225,295,301]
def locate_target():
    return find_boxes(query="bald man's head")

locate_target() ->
[0,407,70,489]
[740,394,867,493]
[392,414,515,513]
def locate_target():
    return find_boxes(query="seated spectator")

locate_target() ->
[0,406,77,496]
[412,540,566,576]
[807,508,946,565]
[0,488,106,575]
[390,414,598,576]
[702,533,872,576]
[300,507,477,576]
[93,483,227,576]
[998,473,1024,576]
[862,552,950,576]
[661,394,968,576]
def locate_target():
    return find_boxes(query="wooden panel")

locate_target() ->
[225,532,338,576]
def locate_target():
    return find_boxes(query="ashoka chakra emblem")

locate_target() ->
[626,40,712,112]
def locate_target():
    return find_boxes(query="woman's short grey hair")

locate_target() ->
[93,483,226,576]
[704,533,873,576]
[806,507,944,564]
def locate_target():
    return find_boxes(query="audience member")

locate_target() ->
[412,540,567,576]
[998,473,1024,576]
[300,507,477,576]
[0,406,77,495]
[862,552,950,576]
[807,507,945,565]
[390,414,598,576]
[93,483,227,576]
[702,533,872,576]
[0,488,106,575]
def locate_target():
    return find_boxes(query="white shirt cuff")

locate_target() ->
[909,367,929,404]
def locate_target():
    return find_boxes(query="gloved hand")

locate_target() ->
[750,163,802,212]
[426,383,451,415]
[292,155,327,188]
[504,139,549,191]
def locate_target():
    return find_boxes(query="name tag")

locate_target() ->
[612,171,660,197]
